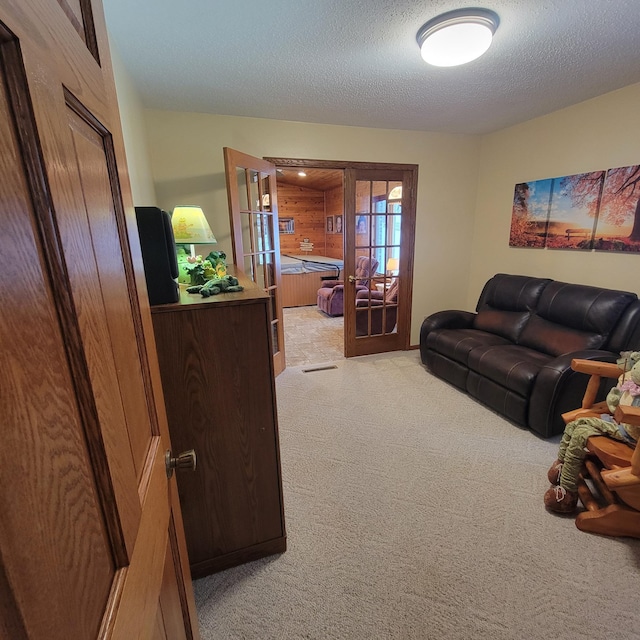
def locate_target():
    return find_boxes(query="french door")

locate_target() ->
[224,148,285,375]
[265,158,417,359]
[344,167,416,356]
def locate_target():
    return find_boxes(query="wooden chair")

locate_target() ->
[562,359,640,538]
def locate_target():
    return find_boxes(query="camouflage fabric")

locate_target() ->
[557,417,627,492]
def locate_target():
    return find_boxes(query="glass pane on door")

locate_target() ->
[249,170,260,211]
[354,179,401,338]
[236,168,249,211]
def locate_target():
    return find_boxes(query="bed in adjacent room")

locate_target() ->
[280,254,344,307]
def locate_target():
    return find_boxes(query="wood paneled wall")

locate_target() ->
[277,184,326,254]
[324,184,344,259]
[276,182,344,259]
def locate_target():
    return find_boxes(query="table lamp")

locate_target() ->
[171,205,217,257]
[386,257,399,277]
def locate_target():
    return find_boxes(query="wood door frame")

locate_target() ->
[264,157,418,356]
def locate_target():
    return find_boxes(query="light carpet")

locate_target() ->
[194,351,640,640]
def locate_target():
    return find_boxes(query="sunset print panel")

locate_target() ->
[545,171,604,250]
[594,165,640,252]
[509,178,553,248]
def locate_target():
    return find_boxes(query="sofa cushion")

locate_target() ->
[425,328,511,365]
[472,274,551,342]
[517,315,605,357]
[473,309,531,343]
[519,281,637,356]
[467,344,553,397]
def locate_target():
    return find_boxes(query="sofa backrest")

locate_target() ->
[518,281,637,356]
[473,274,551,342]
[608,299,640,353]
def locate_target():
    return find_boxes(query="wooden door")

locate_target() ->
[344,167,417,357]
[224,148,285,375]
[0,1,199,639]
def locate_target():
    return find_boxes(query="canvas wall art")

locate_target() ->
[545,171,603,250]
[594,165,640,251]
[509,178,553,248]
[509,164,640,253]
[278,217,294,234]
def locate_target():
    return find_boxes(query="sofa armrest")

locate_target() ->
[419,310,476,366]
[421,310,476,333]
[319,279,343,289]
[528,350,620,438]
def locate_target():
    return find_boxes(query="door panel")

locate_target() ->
[0,57,114,639]
[66,100,153,479]
[56,0,100,61]
[0,1,199,638]
[344,167,417,357]
[224,147,285,375]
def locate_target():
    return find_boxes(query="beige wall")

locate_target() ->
[144,110,481,344]
[109,42,157,207]
[111,47,640,347]
[469,82,640,308]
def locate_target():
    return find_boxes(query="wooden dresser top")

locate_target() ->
[150,266,268,314]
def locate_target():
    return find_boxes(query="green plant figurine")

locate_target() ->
[186,275,243,297]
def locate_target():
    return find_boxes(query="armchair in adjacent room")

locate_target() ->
[317,256,378,317]
[355,278,399,336]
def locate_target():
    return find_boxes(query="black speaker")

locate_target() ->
[135,206,180,305]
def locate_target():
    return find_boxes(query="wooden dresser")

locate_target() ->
[150,270,286,578]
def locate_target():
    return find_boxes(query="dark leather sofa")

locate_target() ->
[420,274,640,438]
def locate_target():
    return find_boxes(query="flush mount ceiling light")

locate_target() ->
[416,8,499,67]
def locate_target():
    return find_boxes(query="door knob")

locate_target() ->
[165,449,197,478]
[348,275,356,283]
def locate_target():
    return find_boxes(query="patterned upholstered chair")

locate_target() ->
[355,278,399,336]
[317,256,378,317]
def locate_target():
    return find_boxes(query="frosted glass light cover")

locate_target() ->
[416,9,499,68]
[420,22,494,67]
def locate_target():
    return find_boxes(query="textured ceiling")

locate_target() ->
[103,0,640,135]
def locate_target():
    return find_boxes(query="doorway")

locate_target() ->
[266,157,418,362]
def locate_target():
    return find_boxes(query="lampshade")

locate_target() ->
[416,8,499,67]
[171,206,217,244]
[386,257,399,274]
